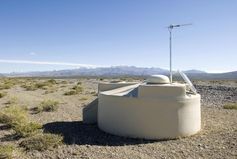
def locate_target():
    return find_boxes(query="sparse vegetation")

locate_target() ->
[64,83,83,96]
[0,105,28,127]
[47,79,57,84]
[90,91,97,96]
[0,78,18,90]
[13,122,42,137]
[20,133,63,151]
[223,103,237,110]
[21,79,57,91]
[64,90,77,95]
[60,80,68,84]
[0,83,12,90]
[72,85,83,92]
[0,78,235,158]
[0,92,7,98]
[34,99,59,113]
[0,105,41,137]
[80,97,88,101]
[21,83,37,91]
[5,96,18,105]
[0,145,14,159]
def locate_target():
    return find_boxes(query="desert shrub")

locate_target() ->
[80,97,88,101]
[44,89,55,94]
[47,79,57,85]
[0,105,42,137]
[72,85,83,92]
[77,81,82,85]
[35,99,59,113]
[0,84,12,90]
[64,90,77,96]
[60,80,68,84]
[0,105,28,127]
[0,92,7,98]
[20,133,63,151]
[0,145,14,159]
[21,83,37,91]
[5,97,18,105]
[0,78,18,90]
[34,82,47,89]
[90,91,97,96]
[21,79,57,91]
[13,122,42,137]
[223,103,237,110]
[64,83,84,96]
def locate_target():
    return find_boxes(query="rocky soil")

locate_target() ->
[0,78,236,159]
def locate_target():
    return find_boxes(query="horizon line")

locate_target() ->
[0,59,235,74]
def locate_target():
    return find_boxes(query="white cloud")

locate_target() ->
[0,59,102,68]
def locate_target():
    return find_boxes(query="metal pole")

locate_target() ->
[167,23,192,84]
[169,28,172,84]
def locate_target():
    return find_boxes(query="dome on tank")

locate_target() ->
[146,75,170,84]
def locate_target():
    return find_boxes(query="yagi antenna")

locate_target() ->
[167,23,192,83]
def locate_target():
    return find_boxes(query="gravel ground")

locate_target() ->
[0,78,236,159]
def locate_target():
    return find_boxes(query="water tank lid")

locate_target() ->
[146,75,170,84]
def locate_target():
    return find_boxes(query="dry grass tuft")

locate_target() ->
[0,105,28,127]
[0,105,42,137]
[0,145,14,159]
[72,85,83,92]
[64,83,83,96]
[13,122,42,138]
[80,97,88,101]
[0,78,17,90]
[34,99,59,113]
[64,90,77,96]
[21,79,58,91]
[223,103,237,110]
[5,96,18,105]
[20,133,63,151]
[0,92,7,98]
[0,83,12,90]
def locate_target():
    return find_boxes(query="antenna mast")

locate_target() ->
[167,23,192,83]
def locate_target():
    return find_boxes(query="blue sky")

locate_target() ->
[0,0,236,73]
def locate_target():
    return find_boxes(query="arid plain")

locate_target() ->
[0,78,236,159]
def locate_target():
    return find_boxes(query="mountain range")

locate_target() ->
[2,66,237,80]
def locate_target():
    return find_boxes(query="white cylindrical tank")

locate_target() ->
[98,82,201,139]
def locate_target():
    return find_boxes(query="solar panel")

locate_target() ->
[178,70,197,94]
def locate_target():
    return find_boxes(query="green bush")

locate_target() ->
[20,133,63,151]
[0,145,14,159]
[223,103,237,110]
